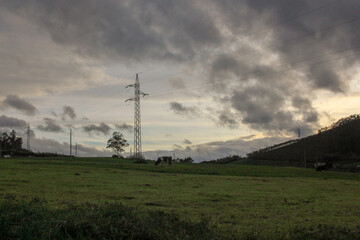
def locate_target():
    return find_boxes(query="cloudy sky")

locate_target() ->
[1,0,359,161]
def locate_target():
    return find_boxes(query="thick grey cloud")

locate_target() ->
[2,0,222,63]
[292,96,318,123]
[217,110,240,129]
[170,102,199,118]
[183,139,192,145]
[37,118,63,133]
[83,122,111,135]
[2,0,360,140]
[239,0,360,93]
[0,115,27,129]
[1,95,37,116]
[115,123,133,133]
[226,85,315,135]
[61,106,76,121]
[202,0,360,136]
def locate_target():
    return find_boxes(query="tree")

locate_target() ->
[106,132,129,157]
[0,130,22,152]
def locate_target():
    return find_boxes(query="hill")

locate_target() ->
[247,114,360,169]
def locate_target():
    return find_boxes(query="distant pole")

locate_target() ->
[304,145,307,168]
[298,128,301,139]
[70,128,72,156]
[0,132,2,158]
[26,124,31,151]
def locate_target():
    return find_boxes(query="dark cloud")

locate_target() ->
[203,0,359,135]
[228,85,315,135]
[3,0,222,63]
[0,115,27,129]
[61,106,76,121]
[37,118,63,133]
[173,144,183,150]
[292,96,318,123]
[2,0,360,140]
[217,111,239,129]
[83,122,111,135]
[243,0,360,93]
[183,139,192,145]
[115,123,133,133]
[1,95,37,116]
[170,102,199,118]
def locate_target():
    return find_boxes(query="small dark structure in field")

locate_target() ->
[155,156,173,166]
[316,162,333,171]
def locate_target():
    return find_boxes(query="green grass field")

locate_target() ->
[1,157,359,239]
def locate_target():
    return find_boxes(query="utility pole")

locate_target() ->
[298,128,301,139]
[304,145,307,168]
[70,128,72,156]
[126,73,148,162]
[0,132,2,158]
[25,124,31,151]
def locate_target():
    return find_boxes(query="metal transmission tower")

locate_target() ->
[126,73,148,162]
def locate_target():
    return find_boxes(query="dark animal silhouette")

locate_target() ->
[155,156,173,166]
[316,162,333,171]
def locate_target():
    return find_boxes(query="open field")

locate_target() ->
[1,157,359,239]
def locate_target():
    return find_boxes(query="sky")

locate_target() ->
[0,0,360,162]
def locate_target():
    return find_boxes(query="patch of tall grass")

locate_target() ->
[1,199,359,240]
[0,199,217,240]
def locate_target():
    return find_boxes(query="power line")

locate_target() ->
[141,14,360,86]
[83,44,360,121]
[62,0,348,120]
[133,0,343,76]
[148,49,360,99]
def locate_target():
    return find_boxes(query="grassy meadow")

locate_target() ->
[1,157,359,239]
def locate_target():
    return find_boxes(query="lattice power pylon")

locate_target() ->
[126,74,148,162]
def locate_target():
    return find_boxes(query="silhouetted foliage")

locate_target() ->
[202,155,243,164]
[0,130,22,153]
[177,157,193,163]
[106,132,129,157]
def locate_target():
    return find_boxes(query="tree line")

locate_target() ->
[0,130,23,152]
